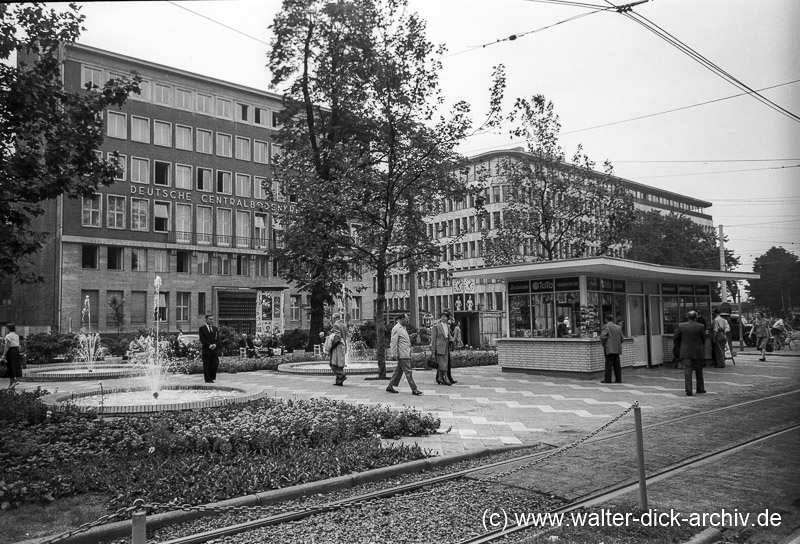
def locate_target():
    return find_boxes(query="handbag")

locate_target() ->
[426,354,438,369]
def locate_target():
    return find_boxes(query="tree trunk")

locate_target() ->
[374,265,387,379]
[306,284,327,351]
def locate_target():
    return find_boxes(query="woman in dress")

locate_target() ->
[1,324,22,389]
[749,312,770,362]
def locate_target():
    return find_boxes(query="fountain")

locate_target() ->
[48,276,264,414]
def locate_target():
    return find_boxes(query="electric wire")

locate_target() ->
[166,1,271,47]
[634,164,800,179]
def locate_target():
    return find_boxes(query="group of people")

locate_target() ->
[749,312,793,361]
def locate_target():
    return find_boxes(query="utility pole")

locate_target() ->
[719,225,728,303]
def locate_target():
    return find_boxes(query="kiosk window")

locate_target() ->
[509,295,532,338]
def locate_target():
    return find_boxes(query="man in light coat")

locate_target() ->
[430,310,453,385]
[329,313,348,386]
[600,314,623,383]
[711,308,730,368]
[386,314,422,396]
[674,311,708,396]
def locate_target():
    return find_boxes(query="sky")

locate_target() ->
[58,0,800,274]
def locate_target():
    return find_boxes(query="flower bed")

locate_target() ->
[0,388,440,511]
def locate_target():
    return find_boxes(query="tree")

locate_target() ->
[0,3,140,283]
[747,247,799,315]
[481,95,635,264]
[268,0,477,377]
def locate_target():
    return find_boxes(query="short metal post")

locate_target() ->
[634,405,648,511]
[131,505,147,544]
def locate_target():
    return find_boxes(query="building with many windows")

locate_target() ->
[4,43,371,337]
[381,148,716,347]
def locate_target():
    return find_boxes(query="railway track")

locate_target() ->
[133,389,800,544]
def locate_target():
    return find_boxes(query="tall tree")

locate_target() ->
[747,247,799,315]
[268,0,476,377]
[0,3,140,283]
[481,95,634,264]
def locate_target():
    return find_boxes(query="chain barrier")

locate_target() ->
[38,402,639,542]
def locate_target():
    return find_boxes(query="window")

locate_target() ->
[235,173,251,197]
[176,292,190,322]
[270,143,282,162]
[197,93,213,114]
[154,121,171,147]
[253,176,267,200]
[236,103,249,122]
[107,247,124,270]
[131,198,149,231]
[218,254,231,275]
[271,111,281,128]
[176,251,191,273]
[82,246,98,269]
[216,209,232,245]
[108,152,126,180]
[272,180,284,201]
[131,157,150,184]
[197,206,212,245]
[154,250,168,272]
[129,80,149,102]
[196,167,212,192]
[198,292,207,314]
[175,204,192,243]
[175,125,192,150]
[107,111,127,139]
[254,107,269,126]
[235,137,251,161]
[216,133,232,157]
[82,66,103,89]
[254,140,268,164]
[153,83,172,105]
[106,290,124,328]
[197,129,213,154]
[216,170,232,194]
[216,98,232,119]
[235,254,248,276]
[154,201,171,232]
[255,255,269,277]
[107,195,125,229]
[154,161,171,186]
[291,295,301,321]
[82,194,101,227]
[130,291,147,325]
[131,116,150,143]
[176,164,192,189]
[254,213,268,248]
[236,211,251,247]
[131,248,146,271]
[155,292,168,322]
[81,290,100,326]
[175,88,193,110]
[352,296,362,320]
[197,253,211,274]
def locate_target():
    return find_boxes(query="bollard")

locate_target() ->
[634,405,648,511]
[131,503,147,544]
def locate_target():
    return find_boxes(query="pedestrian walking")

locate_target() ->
[1,324,22,389]
[599,314,623,383]
[386,314,422,396]
[711,308,730,368]
[446,315,459,384]
[674,311,707,396]
[328,313,348,386]
[199,315,221,383]
[430,310,453,385]
[749,312,770,361]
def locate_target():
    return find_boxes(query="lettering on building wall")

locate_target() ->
[128,185,296,213]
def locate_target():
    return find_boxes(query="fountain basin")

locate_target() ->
[24,364,149,382]
[47,384,265,414]
[279,361,398,375]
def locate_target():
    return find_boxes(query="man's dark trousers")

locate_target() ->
[604,353,621,383]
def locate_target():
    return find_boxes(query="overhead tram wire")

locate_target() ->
[621,11,800,124]
[166,1,271,46]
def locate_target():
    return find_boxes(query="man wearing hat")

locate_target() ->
[430,310,454,385]
[711,308,730,368]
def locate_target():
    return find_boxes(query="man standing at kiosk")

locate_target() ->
[600,314,623,384]
[674,311,707,396]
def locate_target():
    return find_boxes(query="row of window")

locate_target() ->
[106,113,282,162]
[81,245,275,277]
[84,64,281,128]
[81,194,283,247]
[83,289,205,324]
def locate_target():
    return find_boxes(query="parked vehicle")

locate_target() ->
[728,314,755,346]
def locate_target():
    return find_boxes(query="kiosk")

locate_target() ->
[452,257,759,375]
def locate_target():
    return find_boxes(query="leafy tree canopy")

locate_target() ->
[0,3,140,282]
[747,246,799,315]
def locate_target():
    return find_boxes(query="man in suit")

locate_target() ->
[199,314,221,383]
[674,310,707,396]
[430,310,453,385]
[600,314,623,384]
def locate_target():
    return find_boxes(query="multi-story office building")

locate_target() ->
[381,148,714,346]
[4,43,371,336]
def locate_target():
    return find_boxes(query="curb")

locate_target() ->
[25,444,527,544]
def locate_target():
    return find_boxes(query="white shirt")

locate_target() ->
[4,332,20,348]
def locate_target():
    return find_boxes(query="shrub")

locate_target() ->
[216,325,240,356]
[25,332,79,365]
[281,328,309,351]
[100,333,139,357]
[356,320,390,349]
